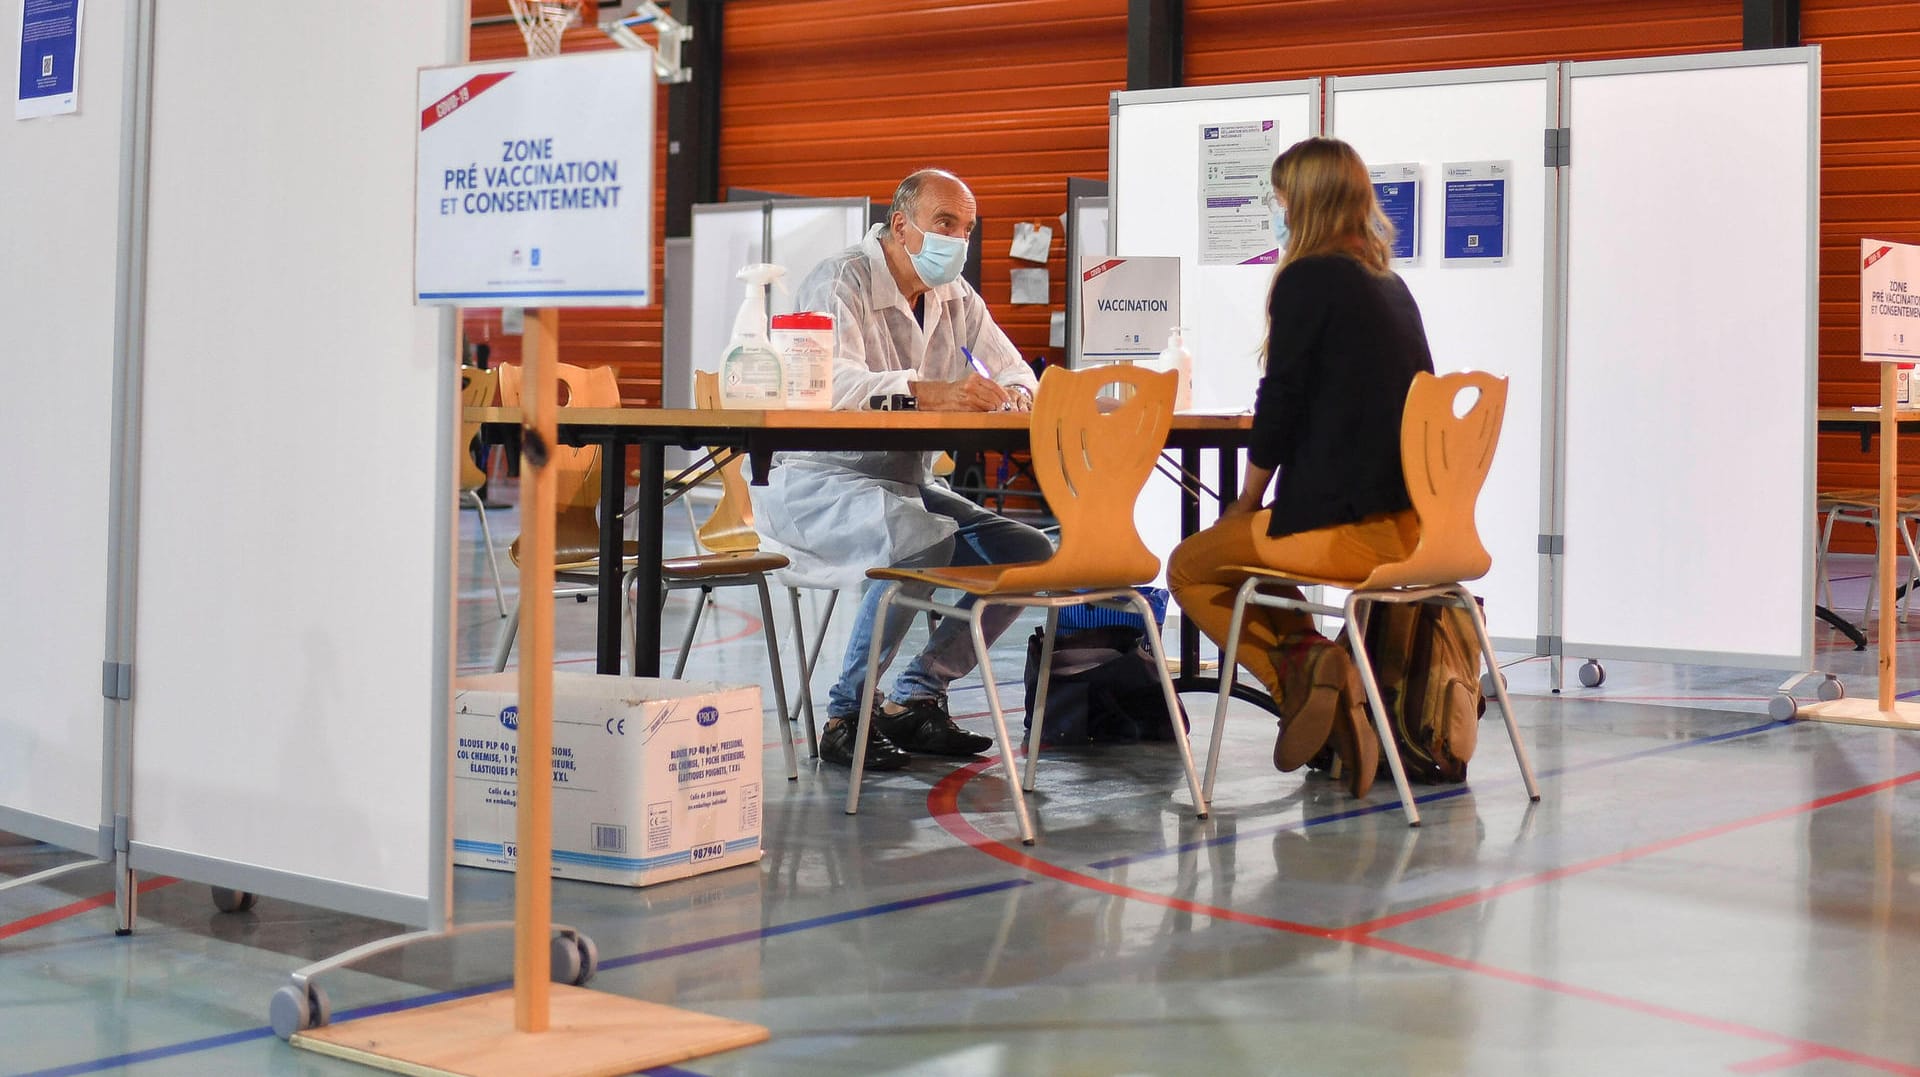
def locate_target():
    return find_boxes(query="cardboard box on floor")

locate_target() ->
[453,672,763,887]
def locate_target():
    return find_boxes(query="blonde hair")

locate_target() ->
[1270,137,1392,274]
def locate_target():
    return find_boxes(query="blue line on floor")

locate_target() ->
[15,879,1031,1077]
[1086,717,1799,870]
[13,1028,275,1077]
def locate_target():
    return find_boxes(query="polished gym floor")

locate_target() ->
[5,492,1920,1076]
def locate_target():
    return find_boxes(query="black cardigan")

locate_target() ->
[1250,253,1435,538]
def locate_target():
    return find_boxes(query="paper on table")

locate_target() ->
[1009,222,1054,263]
[1010,267,1050,305]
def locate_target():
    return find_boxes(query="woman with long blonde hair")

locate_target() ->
[1167,137,1433,798]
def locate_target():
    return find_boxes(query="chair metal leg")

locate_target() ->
[671,586,708,679]
[1817,507,1841,613]
[1899,513,1920,621]
[1134,591,1208,819]
[1202,578,1258,802]
[846,584,901,816]
[1020,607,1061,792]
[968,604,1036,845]
[786,587,829,758]
[1344,593,1420,826]
[491,604,520,673]
[754,579,799,782]
[1453,585,1540,801]
[465,489,508,618]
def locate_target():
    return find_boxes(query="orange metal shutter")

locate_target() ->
[720,0,1128,368]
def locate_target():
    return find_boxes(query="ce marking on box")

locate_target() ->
[605,718,627,735]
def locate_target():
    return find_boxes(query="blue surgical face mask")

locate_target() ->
[905,219,968,288]
[1269,201,1290,250]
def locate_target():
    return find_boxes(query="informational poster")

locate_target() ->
[1862,239,1920,363]
[1198,120,1279,266]
[415,50,655,306]
[1442,160,1510,265]
[1079,256,1180,360]
[15,0,82,120]
[1369,162,1421,264]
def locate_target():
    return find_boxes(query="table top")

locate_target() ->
[466,405,1254,453]
[466,405,1253,432]
[1817,407,1920,425]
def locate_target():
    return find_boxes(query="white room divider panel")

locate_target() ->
[1110,82,1320,580]
[0,0,131,858]
[126,2,463,925]
[1326,66,1560,649]
[1560,50,1818,669]
[688,197,870,399]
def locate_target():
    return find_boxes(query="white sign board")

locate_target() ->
[1079,256,1181,359]
[1862,239,1920,363]
[415,50,655,306]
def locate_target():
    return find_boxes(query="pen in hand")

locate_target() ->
[961,346,1013,411]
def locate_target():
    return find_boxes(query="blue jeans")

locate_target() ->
[825,484,1055,717]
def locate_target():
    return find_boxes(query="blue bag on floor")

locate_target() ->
[1020,625,1188,747]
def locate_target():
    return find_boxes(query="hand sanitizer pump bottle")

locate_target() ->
[1157,327,1193,411]
[719,263,787,409]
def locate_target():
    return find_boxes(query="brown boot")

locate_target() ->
[1326,659,1381,798]
[1271,641,1351,772]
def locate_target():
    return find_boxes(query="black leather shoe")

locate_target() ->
[875,696,994,757]
[818,716,910,771]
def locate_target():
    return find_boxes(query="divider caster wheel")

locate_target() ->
[550,933,598,986]
[269,982,331,1040]
[1578,660,1605,688]
[1818,676,1845,701]
[1480,670,1505,697]
[211,887,256,913]
[1769,692,1799,721]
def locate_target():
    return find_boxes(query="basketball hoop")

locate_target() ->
[509,0,582,58]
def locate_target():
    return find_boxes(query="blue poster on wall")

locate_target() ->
[15,0,83,120]
[1369,162,1421,264]
[1442,161,1510,265]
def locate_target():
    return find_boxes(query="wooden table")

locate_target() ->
[469,406,1256,691]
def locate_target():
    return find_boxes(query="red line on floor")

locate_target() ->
[926,760,1337,938]
[927,763,1920,1075]
[1340,770,1920,937]
[1727,1044,1831,1074]
[0,876,179,941]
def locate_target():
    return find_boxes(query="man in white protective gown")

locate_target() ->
[751,168,1053,771]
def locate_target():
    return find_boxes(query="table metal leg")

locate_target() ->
[627,442,666,676]
[595,438,627,675]
[1177,447,1202,687]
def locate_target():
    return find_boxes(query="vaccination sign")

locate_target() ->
[415,49,654,306]
[1079,256,1181,360]
[1863,239,1920,363]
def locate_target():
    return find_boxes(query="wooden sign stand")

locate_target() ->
[1798,360,1920,729]
[292,311,768,1075]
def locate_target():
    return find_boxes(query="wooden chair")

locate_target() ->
[459,366,508,617]
[1200,371,1541,825]
[491,363,629,667]
[845,365,1209,845]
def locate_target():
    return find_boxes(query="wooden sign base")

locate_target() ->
[291,984,769,1077]
[1793,697,1920,730]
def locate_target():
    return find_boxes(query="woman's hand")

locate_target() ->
[1219,496,1260,520]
